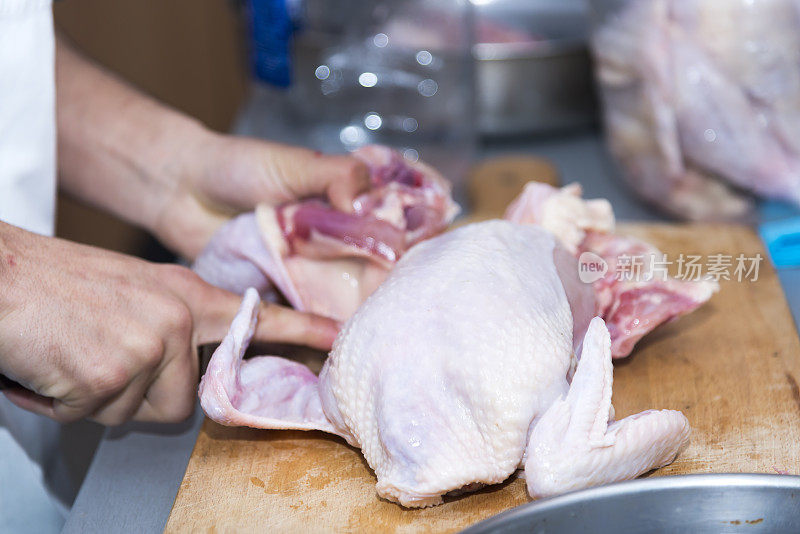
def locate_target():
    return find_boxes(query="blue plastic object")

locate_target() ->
[247,0,295,87]
[759,211,800,268]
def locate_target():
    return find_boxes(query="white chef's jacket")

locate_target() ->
[1,1,70,531]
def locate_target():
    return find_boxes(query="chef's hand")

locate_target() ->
[0,222,339,425]
[56,36,370,262]
[151,135,370,260]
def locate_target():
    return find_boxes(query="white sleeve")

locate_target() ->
[0,0,56,236]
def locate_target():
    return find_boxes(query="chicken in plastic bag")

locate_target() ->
[591,0,800,220]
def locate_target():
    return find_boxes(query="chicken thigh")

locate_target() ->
[193,145,458,320]
[200,221,691,506]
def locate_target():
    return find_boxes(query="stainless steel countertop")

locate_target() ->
[64,129,800,533]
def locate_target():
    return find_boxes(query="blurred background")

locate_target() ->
[55,0,800,256]
[55,0,249,257]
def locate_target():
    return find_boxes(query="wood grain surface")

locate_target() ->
[166,221,800,533]
[166,151,800,534]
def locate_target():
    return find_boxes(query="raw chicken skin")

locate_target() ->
[505,181,718,358]
[198,288,342,435]
[200,221,691,507]
[526,317,690,497]
[322,222,576,507]
[193,145,459,321]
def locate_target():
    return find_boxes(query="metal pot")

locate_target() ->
[474,0,597,136]
[462,474,800,533]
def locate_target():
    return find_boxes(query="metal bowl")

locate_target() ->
[462,474,800,533]
[475,0,597,136]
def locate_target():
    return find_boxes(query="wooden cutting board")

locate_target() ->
[167,156,800,531]
[166,221,800,533]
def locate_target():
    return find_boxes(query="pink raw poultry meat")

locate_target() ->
[582,231,717,358]
[197,176,708,507]
[505,181,718,358]
[193,145,459,321]
[200,221,690,506]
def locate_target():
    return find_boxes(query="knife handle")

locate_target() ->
[0,373,24,391]
[0,348,214,392]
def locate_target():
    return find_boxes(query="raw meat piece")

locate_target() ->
[198,288,344,436]
[582,231,717,358]
[193,145,458,321]
[525,317,690,497]
[199,221,690,506]
[592,0,800,220]
[504,182,614,253]
[505,182,718,358]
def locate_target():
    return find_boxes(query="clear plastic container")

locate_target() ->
[241,0,476,195]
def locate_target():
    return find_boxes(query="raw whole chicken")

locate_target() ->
[505,182,718,358]
[193,145,459,320]
[200,207,703,505]
[592,0,800,220]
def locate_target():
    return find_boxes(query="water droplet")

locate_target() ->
[373,33,389,48]
[416,50,433,66]
[703,128,717,142]
[314,65,330,80]
[358,72,378,88]
[417,79,438,97]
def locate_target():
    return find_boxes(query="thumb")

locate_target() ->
[256,142,370,212]
[173,272,340,350]
[316,154,371,214]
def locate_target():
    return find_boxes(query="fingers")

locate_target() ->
[90,318,198,424]
[83,316,198,424]
[256,142,370,212]
[132,344,198,423]
[4,387,100,424]
[166,267,339,350]
[88,371,153,425]
[318,155,371,213]
[252,302,339,350]
[194,284,338,350]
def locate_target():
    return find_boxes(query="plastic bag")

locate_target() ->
[591,0,800,220]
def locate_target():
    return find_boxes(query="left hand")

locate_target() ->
[152,134,370,260]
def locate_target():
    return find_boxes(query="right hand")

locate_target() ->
[0,222,339,425]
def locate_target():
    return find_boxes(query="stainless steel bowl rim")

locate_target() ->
[473,38,586,61]
[462,474,800,533]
